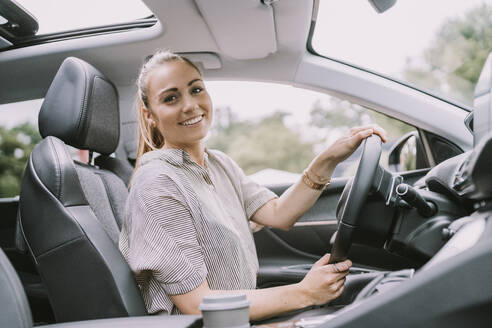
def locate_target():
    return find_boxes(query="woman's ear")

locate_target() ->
[142,106,155,127]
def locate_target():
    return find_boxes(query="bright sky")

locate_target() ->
[17,0,152,34]
[1,0,490,129]
[313,0,491,76]
[207,81,327,124]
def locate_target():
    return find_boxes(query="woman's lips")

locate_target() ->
[179,114,204,126]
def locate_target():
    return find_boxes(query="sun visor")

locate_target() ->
[194,0,277,59]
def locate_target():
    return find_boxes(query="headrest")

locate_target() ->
[38,57,120,155]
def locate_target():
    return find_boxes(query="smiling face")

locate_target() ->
[144,60,213,150]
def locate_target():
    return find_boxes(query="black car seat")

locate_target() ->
[18,57,146,323]
[0,247,32,328]
[1,247,203,328]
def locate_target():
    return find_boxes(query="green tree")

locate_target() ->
[206,106,253,153]
[309,98,413,141]
[207,109,315,174]
[404,4,492,104]
[310,98,369,128]
[308,98,415,176]
[0,122,42,197]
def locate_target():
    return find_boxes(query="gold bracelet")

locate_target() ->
[308,168,330,184]
[302,170,330,190]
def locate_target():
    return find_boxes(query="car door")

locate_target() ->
[203,79,456,287]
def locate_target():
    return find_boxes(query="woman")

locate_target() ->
[119,50,387,320]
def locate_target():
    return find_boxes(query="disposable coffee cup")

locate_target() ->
[199,294,250,328]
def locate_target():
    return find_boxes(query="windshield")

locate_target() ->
[16,0,152,35]
[311,0,492,107]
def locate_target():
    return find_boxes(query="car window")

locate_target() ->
[311,0,492,107]
[205,81,418,185]
[0,100,41,197]
[0,100,89,197]
[15,0,152,35]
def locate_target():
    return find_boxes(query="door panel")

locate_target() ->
[0,197,36,273]
[0,197,18,252]
[268,177,346,224]
[255,170,429,287]
[270,224,335,256]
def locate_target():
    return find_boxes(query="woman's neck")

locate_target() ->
[163,141,206,167]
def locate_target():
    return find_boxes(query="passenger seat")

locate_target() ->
[18,57,146,322]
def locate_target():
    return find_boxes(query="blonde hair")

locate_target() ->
[134,50,201,168]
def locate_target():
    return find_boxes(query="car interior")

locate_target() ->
[1,0,491,327]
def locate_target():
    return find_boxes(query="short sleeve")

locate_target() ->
[125,173,207,295]
[240,170,278,219]
[211,150,278,219]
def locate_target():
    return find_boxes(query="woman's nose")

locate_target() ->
[182,95,197,113]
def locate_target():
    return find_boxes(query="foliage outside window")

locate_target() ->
[0,100,87,198]
[207,108,315,176]
[0,122,41,197]
[206,82,416,183]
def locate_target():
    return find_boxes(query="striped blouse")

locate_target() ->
[119,148,277,315]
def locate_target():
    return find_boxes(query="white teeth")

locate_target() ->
[181,115,203,126]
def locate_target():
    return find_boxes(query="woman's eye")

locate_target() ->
[191,87,203,94]
[163,95,177,103]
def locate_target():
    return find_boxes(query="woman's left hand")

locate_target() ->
[308,124,388,181]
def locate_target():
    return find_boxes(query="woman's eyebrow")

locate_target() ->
[157,87,178,97]
[188,78,202,86]
[157,79,202,97]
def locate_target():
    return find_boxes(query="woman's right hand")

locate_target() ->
[297,253,352,306]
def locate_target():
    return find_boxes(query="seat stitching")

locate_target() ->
[47,138,63,200]
[72,59,90,145]
[37,236,85,259]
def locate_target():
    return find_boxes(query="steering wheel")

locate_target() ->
[329,135,382,264]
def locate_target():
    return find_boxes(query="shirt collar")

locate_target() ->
[138,147,210,168]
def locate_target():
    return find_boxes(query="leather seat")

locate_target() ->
[0,247,202,328]
[18,57,146,323]
[0,248,32,328]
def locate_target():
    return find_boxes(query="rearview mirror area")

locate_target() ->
[367,0,397,14]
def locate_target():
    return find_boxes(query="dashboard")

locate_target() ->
[273,131,492,327]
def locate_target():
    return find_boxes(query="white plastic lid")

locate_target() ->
[199,294,250,311]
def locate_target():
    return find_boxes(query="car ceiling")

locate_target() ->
[0,0,314,104]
